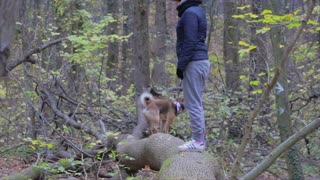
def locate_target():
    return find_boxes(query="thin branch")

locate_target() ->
[229,1,316,179]
[36,81,109,145]
[6,38,66,71]
[241,118,320,180]
[290,92,320,111]
[8,71,95,157]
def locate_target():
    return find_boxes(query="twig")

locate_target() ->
[6,38,66,71]
[290,92,320,111]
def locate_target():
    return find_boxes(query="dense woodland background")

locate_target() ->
[0,0,320,179]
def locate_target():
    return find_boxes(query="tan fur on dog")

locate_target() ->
[140,92,184,134]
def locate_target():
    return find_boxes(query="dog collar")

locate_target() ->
[174,101,183,114]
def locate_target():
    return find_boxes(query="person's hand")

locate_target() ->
[176,68,184,79]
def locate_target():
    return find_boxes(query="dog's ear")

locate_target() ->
[149,88,164,98]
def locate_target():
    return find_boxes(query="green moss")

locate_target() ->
[159,157,173,173]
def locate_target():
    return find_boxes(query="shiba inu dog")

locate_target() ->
[140,92,184,135]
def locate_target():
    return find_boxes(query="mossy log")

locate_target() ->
[159,152,223,180]
[116,133,223,179]
[116,133,184,171]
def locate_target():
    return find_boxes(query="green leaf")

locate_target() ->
[238,49,250,57]
[252,89,263,95]
[232,14,246,19]
[283,14,293,21]
[248,13,259,19]
[287,22,301,29]
[258,72,267,77]
[237,5,251,10]
[57,166,65,173]
[239,75,246,80]
[307,20,317,25]
[293,9,301,15]
[47,143,54,149]
[256,27,270,34]
[261,9,272,15]
[249,80,260,86]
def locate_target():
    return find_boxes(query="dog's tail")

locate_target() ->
[140,92,154,107]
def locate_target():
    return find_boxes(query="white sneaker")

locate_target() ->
[178,139,205,152]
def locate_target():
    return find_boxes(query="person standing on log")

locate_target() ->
[171,0,210,152]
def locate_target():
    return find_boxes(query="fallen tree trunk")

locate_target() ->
[159,152,223,180]
[116,133,223,179]
[117,133,184,171]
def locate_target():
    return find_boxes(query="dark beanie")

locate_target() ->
[177,0,202,4]
[188,0,202,3]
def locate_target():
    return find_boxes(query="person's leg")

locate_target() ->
[182,60,210,142]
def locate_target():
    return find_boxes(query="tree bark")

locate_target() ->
[20,0,37,139]
[132,0,150,138]
[151,0,168,86]
[207,0,217,49]
[0,0,21,76]
[106,0,120,79]
[270,0,304,178]
[132,0,150,94]
[223,0,240,93]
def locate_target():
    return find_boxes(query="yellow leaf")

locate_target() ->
[239,41,250,47]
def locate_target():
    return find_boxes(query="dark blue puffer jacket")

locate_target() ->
[176,4,209,71]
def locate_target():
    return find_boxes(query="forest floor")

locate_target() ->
[0,156,30,177]
[0,156,319,179]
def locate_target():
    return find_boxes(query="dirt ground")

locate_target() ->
[0,157,31,177]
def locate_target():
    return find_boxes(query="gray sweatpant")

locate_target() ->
[183,60,210,142]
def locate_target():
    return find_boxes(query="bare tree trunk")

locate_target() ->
[270,0,304,179]
[20,0,37,139]
[151,0,168,86]
[0,0,21,77]
[207,0,218,49]
[318,1,320,57]
[223,0,240,93]
[132,0,150,138]
[119,0,134,95]
[106,0,120,83]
